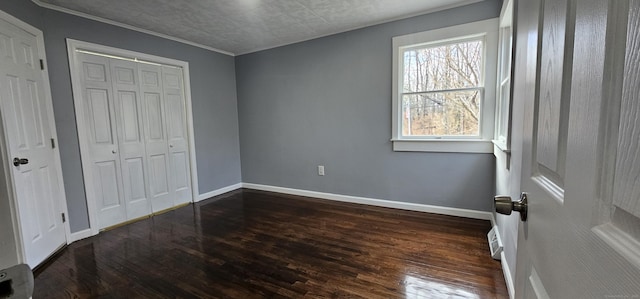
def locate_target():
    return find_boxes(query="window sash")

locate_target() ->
[494,24,514,150]
[400,38,486,94]
[401,86,484,96]
[401,87,484,138]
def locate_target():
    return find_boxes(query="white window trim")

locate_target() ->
[493,0,515,155]
[391,18,499,153]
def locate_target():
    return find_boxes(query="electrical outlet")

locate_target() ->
[318,165,325,176]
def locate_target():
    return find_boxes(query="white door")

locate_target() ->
[78,53,126,229]
[162,66,192,206]
[139,63,173,212]
[513,0,640,297]
[0,15,66,268]
[110,58,152,220]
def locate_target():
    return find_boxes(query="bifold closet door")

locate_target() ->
[162,66,192,206]
[78,53,127,229]
[77,52,193,228]
[80,54,153,229]
[139,63,173,212]
[109,59,152,220]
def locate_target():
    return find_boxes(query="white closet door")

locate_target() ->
[162,66,192,206]
[138,63,173,212]
[78,53,126,229]
[109,59,151,220]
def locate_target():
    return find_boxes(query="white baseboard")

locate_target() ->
[242,183,492,220]
[197,183,243,202]
[500,250,516,299]
[493,221,514,298]
[68,228,94,243]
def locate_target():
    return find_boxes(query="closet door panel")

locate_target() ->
[123,157,146,202]
[86,89,112,145]
[149,154,169,196]
[78,53,125,229]
[119,91,139,142]
[145,93,163,140]
[163,66,192,205]
[93,160,121,224]
[110,59,150,220]
[139,63,173,212]
[171,151,189,192]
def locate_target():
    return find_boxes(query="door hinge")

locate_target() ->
[51,138,56,149]
[40,59,44,70]
[61,213,66,223]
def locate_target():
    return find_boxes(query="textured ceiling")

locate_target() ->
[35,0,481,55]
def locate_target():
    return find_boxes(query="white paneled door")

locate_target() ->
[0,15,66,268]
[513,0,640,297]
[78,53,127,229]
[74,49,193,229]
[110,59,152,220]
[139,63,172,213]
[162,66,192,206]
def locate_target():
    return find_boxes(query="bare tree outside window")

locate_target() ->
[401,39,484,136]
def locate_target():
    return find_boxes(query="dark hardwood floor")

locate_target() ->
[34,189,508,298]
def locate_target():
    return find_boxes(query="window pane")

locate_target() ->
[403,40,483,93]
[497,79,510,140]
[402,90,481,136]
[500,27,513,81]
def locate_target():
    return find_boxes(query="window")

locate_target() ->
[401,38,484,137]
[494,0,514,152]
[392,19,499,153]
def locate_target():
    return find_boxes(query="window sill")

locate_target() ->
[492,139,511,153]
[391,139,494,153]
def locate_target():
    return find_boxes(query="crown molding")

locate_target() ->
[31,0,235,56]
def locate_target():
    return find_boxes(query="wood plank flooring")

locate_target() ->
[34,189,508,298]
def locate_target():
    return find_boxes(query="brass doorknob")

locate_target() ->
[494,193,528,221]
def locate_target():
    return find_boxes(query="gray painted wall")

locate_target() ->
[236,1,500,211]
[0,0,42,29]
[0,0,242,233]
